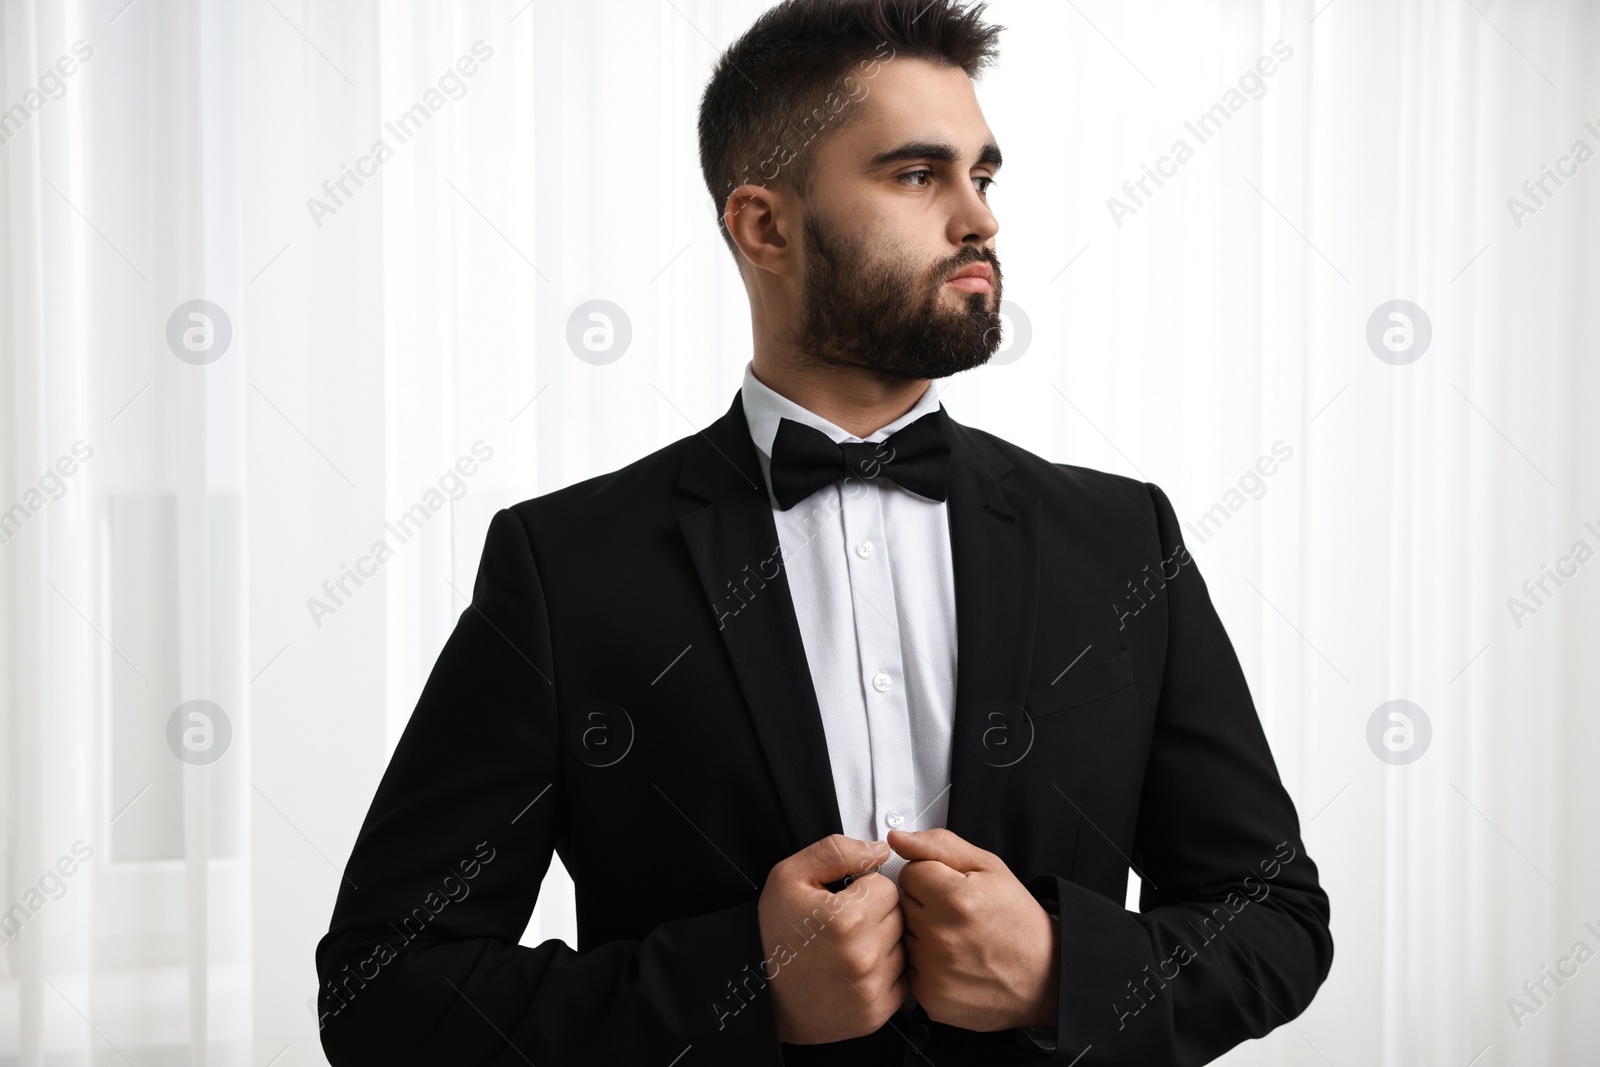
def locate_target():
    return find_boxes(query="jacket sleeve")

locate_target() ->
[315,508,783,1067]
[1024,481,1334,1065]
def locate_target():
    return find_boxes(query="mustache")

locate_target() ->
[938,247,1000,282]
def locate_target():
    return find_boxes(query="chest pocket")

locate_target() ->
[1025,647,1135,720]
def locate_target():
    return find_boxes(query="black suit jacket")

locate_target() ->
[315,390,1333,1066]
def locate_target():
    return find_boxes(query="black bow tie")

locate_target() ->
[767,406,953,511]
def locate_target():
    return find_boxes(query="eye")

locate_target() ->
[895,169,998,195]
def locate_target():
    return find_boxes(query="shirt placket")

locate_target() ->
[839,476,917,880]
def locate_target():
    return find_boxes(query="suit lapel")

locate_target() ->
[676,392,845,854]
[941,414,1043,849]
[674,389,1042,856]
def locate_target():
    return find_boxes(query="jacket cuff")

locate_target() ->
[1024,872,1174,1063]
[1012,887,1062,1052]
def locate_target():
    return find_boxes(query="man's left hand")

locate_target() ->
[887,827,1060,1032]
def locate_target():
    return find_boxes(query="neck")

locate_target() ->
[750,354,932,438]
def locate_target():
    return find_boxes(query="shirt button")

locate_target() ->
[872,672,892,691]
[885,809,906,829]
[856,540,874,559]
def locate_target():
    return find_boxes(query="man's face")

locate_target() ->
[788,58,1003,381]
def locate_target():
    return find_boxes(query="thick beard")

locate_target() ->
[786,208,1004,381]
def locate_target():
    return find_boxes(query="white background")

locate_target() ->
[2,0,1597,1064]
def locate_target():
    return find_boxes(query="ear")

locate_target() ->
[723,182,797,277]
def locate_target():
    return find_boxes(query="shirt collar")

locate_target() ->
[740,358,944,462]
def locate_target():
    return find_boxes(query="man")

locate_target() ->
[315,1,1333,1064]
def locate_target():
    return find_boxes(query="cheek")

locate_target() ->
[833,201,930,271]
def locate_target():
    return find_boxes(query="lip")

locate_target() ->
[945,263,994,293]
[946,263,993,283]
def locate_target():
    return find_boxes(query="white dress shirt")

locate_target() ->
[739,359,958,886]
[740,361,1059,1051]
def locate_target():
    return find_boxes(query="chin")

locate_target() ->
[914,351,994,380]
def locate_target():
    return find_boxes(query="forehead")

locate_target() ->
[833,57,994,159]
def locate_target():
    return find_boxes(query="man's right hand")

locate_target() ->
[757,834,907,1044]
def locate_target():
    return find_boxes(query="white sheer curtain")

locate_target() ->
[2,0,1596,1063]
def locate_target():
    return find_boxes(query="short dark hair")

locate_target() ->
[697,0,1003,269]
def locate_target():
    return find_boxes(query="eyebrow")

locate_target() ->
[864,139,1003,173]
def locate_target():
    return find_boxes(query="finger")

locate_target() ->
[795,834,891,887]
[862,872,904,924]
[898,896,927,941]
[863,924,905,964]
[870,947,908,998]
[847,956,907,1017]
[886,827,992,872]
[884,911,917,950]
[875,888,905,934]
[897,856,964,909]
[897,865,925,910]
[838,870,900,924]
[880,969,909,1015]
[880,939,906,979]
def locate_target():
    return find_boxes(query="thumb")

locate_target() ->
[887,827,991,872]
[794,834,890,887]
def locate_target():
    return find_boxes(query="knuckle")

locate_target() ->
[813,834,847,863]
[846,944,878,978]
[943,882,966,911]
[951,883,982,917]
